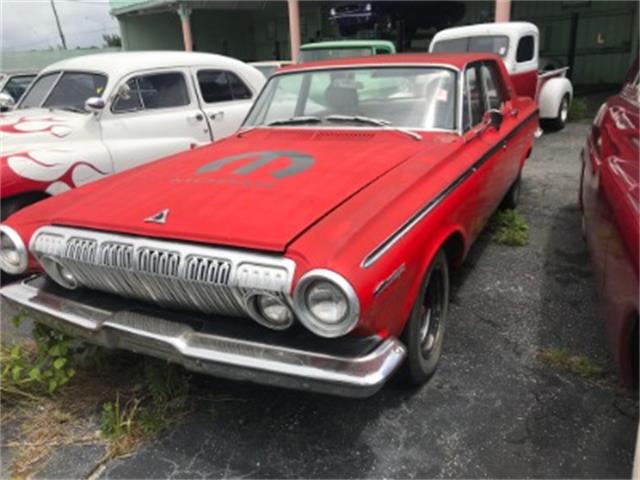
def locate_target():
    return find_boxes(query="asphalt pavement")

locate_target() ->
[100,118,638,478]
[3,112,638,479]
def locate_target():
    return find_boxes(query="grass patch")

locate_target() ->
[539,347,605,379]
[568,97,588,122]
[1,317,193,477]
[99,359,191,457]
[490,209,530,246]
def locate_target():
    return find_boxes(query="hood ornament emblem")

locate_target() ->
[144,209,169,224]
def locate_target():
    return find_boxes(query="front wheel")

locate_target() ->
[400,249,450,385]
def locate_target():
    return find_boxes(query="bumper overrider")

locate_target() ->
[1,276,407,397]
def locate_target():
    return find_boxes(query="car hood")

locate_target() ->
[48,128,433,252]
[0,109,89,153]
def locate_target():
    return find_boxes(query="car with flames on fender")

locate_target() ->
[0,53,537,397]
[0,52,265,220]
[580,59,639,388]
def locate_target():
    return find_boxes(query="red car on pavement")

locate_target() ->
[580,60,639,388]
[0,53,537,397]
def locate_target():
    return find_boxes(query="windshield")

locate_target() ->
[432,35,509,57]
[1,74,36,101]
[244,67,457,131]
[299,47,374,62]
[19,71,107,111]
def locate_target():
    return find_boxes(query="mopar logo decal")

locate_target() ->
[196,150,314,179]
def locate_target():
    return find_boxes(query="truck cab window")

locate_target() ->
[516,35,535,63]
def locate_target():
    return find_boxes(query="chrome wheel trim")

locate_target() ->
[560,98,569,123]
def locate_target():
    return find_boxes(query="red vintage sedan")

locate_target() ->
[0,53,537,397]
[580,60,639,388]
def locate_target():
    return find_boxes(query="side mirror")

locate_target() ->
[484,109,503,131]
[84,97,105,113]
[0,92,16,112]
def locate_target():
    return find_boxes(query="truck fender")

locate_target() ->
[538,77,573,119]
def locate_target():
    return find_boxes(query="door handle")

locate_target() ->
[190,113,204,122]
[210,111,224,120]
[501,141,508,150]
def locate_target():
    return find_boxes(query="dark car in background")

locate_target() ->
[580,59,639,387]
[329,1,465,38]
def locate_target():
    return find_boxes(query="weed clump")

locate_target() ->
[490,209,530,246]
[539,347,605,379]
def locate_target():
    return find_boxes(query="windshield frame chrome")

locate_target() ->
[242,63,461,135]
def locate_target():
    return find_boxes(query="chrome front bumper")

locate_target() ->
[1,276,406,398]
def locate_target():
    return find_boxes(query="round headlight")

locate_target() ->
[40,256,77,289]
[0,226,28,274]
[305,281,348,324]
[256,294,293,328]
[293,269,360,338]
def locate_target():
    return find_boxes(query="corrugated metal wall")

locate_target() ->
[512,0,638,85]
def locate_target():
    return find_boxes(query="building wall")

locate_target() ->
[118,12,183,51]
[114,0,639,85]
[512,0,638,86]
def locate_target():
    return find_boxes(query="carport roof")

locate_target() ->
[110,0,270,16]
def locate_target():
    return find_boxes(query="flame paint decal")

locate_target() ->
[0,115,73,138]
[2,149,108,195]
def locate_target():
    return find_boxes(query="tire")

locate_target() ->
[501,172,522,210]
[1,192,47,221]
[543,93,570,131]
[400,249,450,385]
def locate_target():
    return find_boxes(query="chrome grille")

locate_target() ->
[185,256,231,284]
[30,226,295,320]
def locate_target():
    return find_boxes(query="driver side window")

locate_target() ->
[462,64,485,131]
[463,62,507,131]
[112,72,189,113]
[480,62,506,111]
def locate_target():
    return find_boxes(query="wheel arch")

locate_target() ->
[1,190,50,221]
[396,226,467,335]
[538,77,573,119]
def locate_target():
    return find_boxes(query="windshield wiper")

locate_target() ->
[324,114,422,141]
[267,116,321,126]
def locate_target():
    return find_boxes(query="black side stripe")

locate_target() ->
[361,109,539,269]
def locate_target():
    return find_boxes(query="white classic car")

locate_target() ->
[430,22,573,130]
[0,51,265,219]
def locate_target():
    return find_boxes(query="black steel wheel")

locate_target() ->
[401,249,450,385]
[501,172,522,210]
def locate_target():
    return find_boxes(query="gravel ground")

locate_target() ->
[2,114,638,479]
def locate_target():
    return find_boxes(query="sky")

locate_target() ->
[1,0,120,52]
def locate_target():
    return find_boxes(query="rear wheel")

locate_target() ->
[401,249,449,385]
[501,172,522,209]
[543,93,570,131]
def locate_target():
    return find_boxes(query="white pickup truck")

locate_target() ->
[431,21,573,130]
[0,51,265,219]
